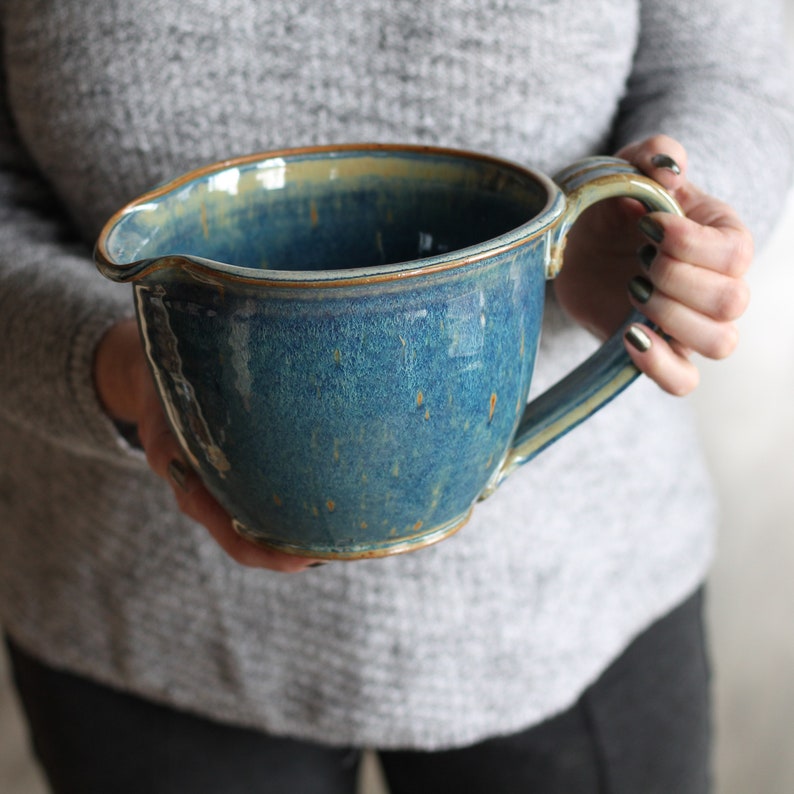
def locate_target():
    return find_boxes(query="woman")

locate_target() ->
[1,1,791,791]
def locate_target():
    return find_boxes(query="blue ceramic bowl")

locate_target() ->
[95,144,681,558]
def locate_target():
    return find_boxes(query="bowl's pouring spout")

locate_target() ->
[93,198,174,283]
[94,250,186,284]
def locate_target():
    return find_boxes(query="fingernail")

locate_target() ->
[628,276,654,304]
[625,324,652,353]
[637,243,657,270]
[651,153,681,175]
[168,459,191,492]
[638,215,665,243]
[308,562,327,568]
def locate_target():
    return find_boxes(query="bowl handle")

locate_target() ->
[480,157,684,498]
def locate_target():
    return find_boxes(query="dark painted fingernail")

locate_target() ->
[168,459,190,492]
[651,153,681,175]
[308,562,327,568]
[629,276,654,304]
[625,324,652,353]
[638,243,657,270]
[638,215,665,243]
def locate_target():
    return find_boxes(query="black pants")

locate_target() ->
[7,589,711,794]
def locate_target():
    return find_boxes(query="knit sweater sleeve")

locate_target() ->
[613,0,794,246]
[0,51,138,462]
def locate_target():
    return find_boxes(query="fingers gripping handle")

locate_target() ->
[480,157,684,498]
[546,157,685,278]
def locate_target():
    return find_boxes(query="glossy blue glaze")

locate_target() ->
[96,144,682,558]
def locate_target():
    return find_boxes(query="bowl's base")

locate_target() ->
[231,508,474,560]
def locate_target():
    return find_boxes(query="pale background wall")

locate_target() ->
[698,194,794,789]
[1,6,793,792]
[694,1,794,784]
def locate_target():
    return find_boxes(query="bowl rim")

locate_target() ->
[94,142,563,288]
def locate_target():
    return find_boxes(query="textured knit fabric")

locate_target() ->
[0,0,792,751]
[6,590,711,793]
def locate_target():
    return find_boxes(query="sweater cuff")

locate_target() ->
[68,309,147,466]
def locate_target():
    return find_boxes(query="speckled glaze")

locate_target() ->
[96,144,682,558]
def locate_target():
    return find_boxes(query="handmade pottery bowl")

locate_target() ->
[95,144,682,559]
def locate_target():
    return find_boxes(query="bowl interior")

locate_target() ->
[104,148,551,273]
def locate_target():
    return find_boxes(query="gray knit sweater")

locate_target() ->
[1,0,792,750]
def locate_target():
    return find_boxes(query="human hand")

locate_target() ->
[93,319,324,571]
[554,135,752,396]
